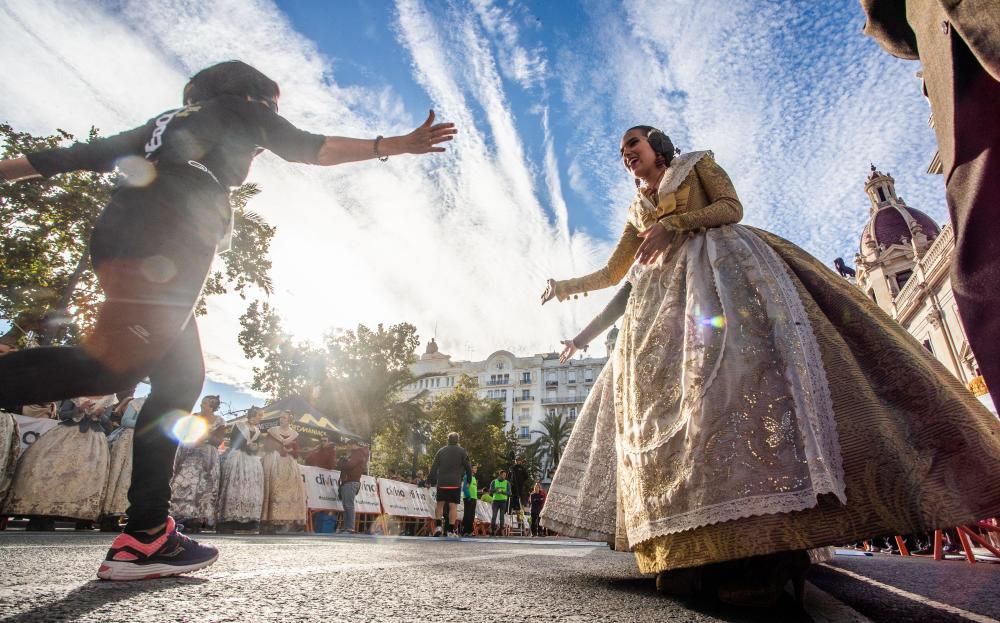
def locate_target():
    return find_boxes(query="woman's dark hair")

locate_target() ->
[183,61,280,105]
[625,126,676,188]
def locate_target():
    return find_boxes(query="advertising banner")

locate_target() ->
[377,479,440,518]
[12,414,59,453]
[300,466,379,514]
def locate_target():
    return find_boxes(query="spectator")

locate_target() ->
[305,436,338,470]
[508,455,529,531]
[100,390,143,531]
[529,483,547,538]
[462,464,480,536]
[170,395,226,533]
[217,406,265,534]
[5,395,115,531]
[414,470,429,488]
[261,411,307,533]
[338,443,370,534]
[862,0,1000,406]
[428,431,472,537]
[489,470,511,537]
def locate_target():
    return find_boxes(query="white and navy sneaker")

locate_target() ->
[97,517,219,581]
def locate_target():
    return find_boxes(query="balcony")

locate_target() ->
[567,379,576,384]
[519,377,533,385]
[485,379,511,386]
[545,380,558,388]
[541,395,585,405]
[514,395,534,402]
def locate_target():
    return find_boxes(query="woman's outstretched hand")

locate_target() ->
[635,222,675,265]
[559,340,579,364]
[541,279,558,305]
[399,110,457,154]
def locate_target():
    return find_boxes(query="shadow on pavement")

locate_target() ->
[1,577,208,623]
[601,576,813,623]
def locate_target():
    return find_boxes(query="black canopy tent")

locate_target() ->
[226,395,365,447]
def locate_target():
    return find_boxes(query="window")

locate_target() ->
[569,407,577,420]
[894,270,913,291]
[923,338,935,354]
[548,408,556,418]
[522,389,530,399]
[501,390,507,401]
[584,369,593,382]
[877,187,886,202]
[519,426,530,439]
[497,361,505,370]
[567,371,576,383]
[522,372,531,383]
[868,289,877,305]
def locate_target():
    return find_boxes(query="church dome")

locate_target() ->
[860,205,940,253]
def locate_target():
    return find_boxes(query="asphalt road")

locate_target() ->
[1,531,998,622]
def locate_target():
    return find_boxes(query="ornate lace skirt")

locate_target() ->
[0,413,19,505]
[170,443,221,525]
[4,423,109,521]
[218,449,264,524]
[102,428,134,517]
[261,451,307,525]
[542,225,1000,573]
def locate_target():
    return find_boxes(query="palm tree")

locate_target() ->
[530,411,572,479]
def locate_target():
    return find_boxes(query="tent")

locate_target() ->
[227,395,365,445]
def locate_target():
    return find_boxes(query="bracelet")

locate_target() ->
[373,135,389,162]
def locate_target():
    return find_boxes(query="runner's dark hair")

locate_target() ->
[183,61,280,105]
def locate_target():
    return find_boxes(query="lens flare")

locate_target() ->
[700,315,726,329]
[171,413,208,444]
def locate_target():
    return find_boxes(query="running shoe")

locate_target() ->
[97,517,219,581]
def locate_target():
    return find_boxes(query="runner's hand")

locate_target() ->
[399,110,457,154]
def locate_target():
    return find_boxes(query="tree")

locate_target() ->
[238,308,421,442]
[530,411,573,479]
[0,124,276,347]
[0,124,110,345]
[425,376,507,481]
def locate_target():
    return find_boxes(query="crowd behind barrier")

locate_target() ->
[0,410,542,538]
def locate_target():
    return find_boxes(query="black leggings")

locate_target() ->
[0,171,224,530]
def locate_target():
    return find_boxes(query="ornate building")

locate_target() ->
[401,334,617,445]
[853,166,979,385]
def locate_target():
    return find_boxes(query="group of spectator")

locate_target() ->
[425,433,547,538]
[0,395,371,535]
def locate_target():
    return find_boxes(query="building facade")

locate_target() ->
[853,166,979,384]
[401,333,617,445]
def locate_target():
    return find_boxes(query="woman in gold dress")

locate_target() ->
[540,126,1000,606]
[260,411,307,533]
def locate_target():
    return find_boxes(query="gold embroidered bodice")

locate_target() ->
[552,153,742,301]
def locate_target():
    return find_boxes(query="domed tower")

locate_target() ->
[605,325,619,357]
[854,165,941,313]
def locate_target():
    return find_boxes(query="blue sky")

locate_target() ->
[1,0,944,414]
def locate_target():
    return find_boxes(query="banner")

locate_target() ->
[377,479,440,518]
[300,466,379,514]
[13,414,59,453]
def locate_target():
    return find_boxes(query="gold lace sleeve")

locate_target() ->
[552,221,640,300]
[659,156,742,231]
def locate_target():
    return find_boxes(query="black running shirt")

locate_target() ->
[26,95,326,188]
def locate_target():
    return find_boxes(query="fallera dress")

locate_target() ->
[540,151,1000,573]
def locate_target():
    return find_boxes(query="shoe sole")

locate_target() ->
[97,552,219,581]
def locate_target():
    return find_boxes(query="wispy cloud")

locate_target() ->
[1,0,949,396]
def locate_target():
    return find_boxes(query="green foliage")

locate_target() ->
[529,410,573,479]
[425,376,508,481]
[0,123,275,346]
[238,307,420,442]
[0,124,110,344]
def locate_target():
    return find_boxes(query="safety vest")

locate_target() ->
[467,475,478,500]
[491,479,509,501]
